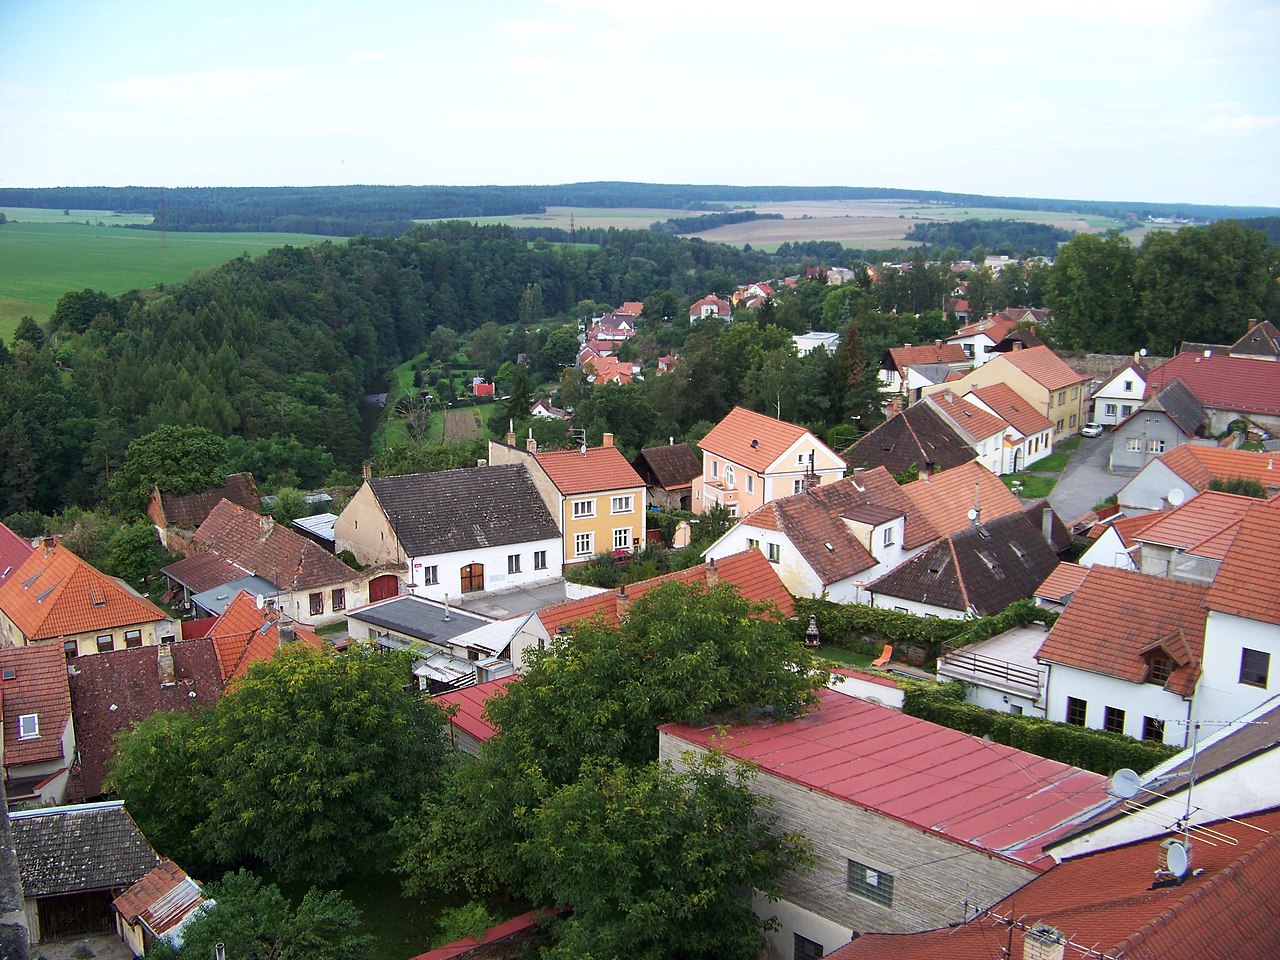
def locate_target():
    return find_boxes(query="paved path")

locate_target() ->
[1048,434,1128,521]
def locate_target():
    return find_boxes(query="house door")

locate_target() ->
[38,890,115,939]
[460,563,485,593]
[369,574,399,602]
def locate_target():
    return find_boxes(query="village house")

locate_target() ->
[1123,489,1253,584]
[688,293,732,322]
[0,643,75,807]
[1116,443,1280,510]
[1107,378,1207,472]
[841,403,978,478]
[921,391,1007,475]
[630,441,702,512]
[0,541,176,658]
[1078,511,1158,571]
[792,330,841,356]
[1145,346,1280,434]
[946,313,1018,367]
[582,353,641,386]
[1089,356,1151,426]
[146,473,259,555]
[692,406,845,517]
[878,342,968,403]
[659,686,1106,957]
[529,398,568,420]
[488,434,647,566]
[334,464,561,602]
[961,381,1056,472]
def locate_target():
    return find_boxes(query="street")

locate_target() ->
[1047,433,1128,521]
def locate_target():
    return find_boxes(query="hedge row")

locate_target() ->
[902,682,1179,775]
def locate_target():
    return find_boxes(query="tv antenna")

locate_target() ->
[570,427,587,455]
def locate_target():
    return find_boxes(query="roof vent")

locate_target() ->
[750,439,759,449]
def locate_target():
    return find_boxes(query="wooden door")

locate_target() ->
[38,891,114,939]
[460,563,485,593]
[369,574,399,602]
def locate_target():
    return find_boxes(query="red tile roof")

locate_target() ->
[113,859,205,936]
[583,354,636,384]
[536,549,794,636]
[1087,511,1161,543]
[887,342,968,373]
[0,643,72,768]
[1205,494,1280,625]
[1154,444,1280,491]
[698,406,820,474]
[408,908,567,960]
[1035,566,1208,696]
[434,675,517,745]
[69,639,223,798]
[950,314,1018,342]
[1147,351,1280,417]
[152,473,259,531]
[928,390,1007,441]
[1034,562,1089,604]
[0,544,169,641]
[0,522,33,587]
[160,552,247,594]
[205,591,325,681]
[1133,490,1252,559]
[999,345,1090,391]
[534,444,645,496]
[966,382,1053,437]
[829,807,1280,960]
[902,461,1024,539]
[662,688,1106,870]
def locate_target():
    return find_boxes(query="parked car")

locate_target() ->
[1081,422,1105,438]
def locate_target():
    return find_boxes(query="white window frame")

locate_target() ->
[422,565,439,586]
[793,479,803,494]
[1126,437,1142,452]
[507,553,521,574]
[18,714,38,739]
[534,550,547,571]
[1104,403,1117,417]
[610,495,634,515]
[747,538,761,550]
[746,474,754,494]
[767,543,781,563]
[710,459,718,478]
[723,465,735,490]
[613,528,631,551]
[572,499,596,519]
[574,532,594,558]
[882,526,895,547]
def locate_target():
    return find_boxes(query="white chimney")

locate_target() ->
[1022,925,1066,960]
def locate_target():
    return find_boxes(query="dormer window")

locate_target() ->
[1147,653,1174,685]
[18,714,38,739]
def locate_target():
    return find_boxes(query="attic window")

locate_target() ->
[824,542,835,551]
[88,585,107,607]
[18,714,38,739]
[1146,653,1174,685]
[1,668,14,681]
[976,551,1005,579]
[1010,543,1028,560]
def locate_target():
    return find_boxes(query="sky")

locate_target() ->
[2,0,1278,207]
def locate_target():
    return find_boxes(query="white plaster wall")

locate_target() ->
[754,891,856,960]
[1196,611,1280,726]
[955,681,1044,718]
[1041,662,1191,745]
[827,674,905,709]
[405,537,562,603]
[1079,527,1139,570]
[1116,461,1193,510]
[870,593,966,619]
[707,525,823,599]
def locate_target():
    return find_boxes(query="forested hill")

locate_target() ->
[0,222,773,516]
[2,182,1276,236]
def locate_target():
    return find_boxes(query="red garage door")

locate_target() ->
[369,574,399,602]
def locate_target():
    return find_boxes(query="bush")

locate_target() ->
[901,681,1179,774]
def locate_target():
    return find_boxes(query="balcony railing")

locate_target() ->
[938,649,1043,697]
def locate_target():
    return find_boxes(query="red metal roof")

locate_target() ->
[662,688,1106,870]
[408,908,566,960]
[434,675,517,744]
[0,522,33,587]
[112,859,205,936]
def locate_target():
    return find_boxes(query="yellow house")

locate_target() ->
[488,434,648,564]
[0,541,176,659]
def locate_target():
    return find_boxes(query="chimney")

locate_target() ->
[971,482,981,527]
[277,616,295,647]
[41,536,56,557]
[157,642,176,686]
[1022,925,1066,960]
[705,557,719,587]
[602,432,615,448]
[934,339,943,349]
[506,419,516,447]
[922,459,936,480]
[259,514,275,537]
[525,430,538,454]
[1042,506,1055,546]
[362,462,372,481]
[615,584,631,621]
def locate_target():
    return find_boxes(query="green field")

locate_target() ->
[1,205,154,225]
[897,205,1127,230]
[420,205,695,231]
[0,220,335,340]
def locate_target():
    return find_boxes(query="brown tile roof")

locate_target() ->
[967,382,1053,437]
[68,639,223,799]
[829,807,1280,960]
[535,549,793,636]
[1035,562,1089,604]
[10,801,159,897]
[113,859,205,936]
[192,500,358,591]
[0,643,72,768]
[842,404,978,477]
[1036,566,1208,695]
[1155,444,1280,492]
[0,521,32,587]
[869,510,1061,616]
[154,473,259,530]
[631,443,702,491]
[1231,319,1280,358]
[901,461,1024,540]
[928,390,1007,441]
[886,342,968,374]
[160,552,247,594]
[206,591,325,681]
[1000,345,1090,391]
[1147,350,1280,417]
[1134,489,1252,559]
[1205,494,1280,625]
[534,444,646,496]
[0,544,169,641]
[697,406,820,474]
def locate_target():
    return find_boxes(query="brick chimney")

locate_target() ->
[602,433,614,448]
[506,420,516,447]
[362,462,372,481]
[1022,925,1066,960]
[525,433,538,453]
[615,584,631,621]
[157,642,176,687]
[705,557,719,587]
[41,536,56,557]
[259,514,275,537]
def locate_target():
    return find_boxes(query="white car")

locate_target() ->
[1081,422,1105,438]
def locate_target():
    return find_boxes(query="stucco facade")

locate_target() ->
[924,354,1089,442]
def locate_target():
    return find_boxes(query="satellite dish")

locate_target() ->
[1167,488,1185,507]
[1110,768,1141,799]
[1161,838,1190,878]
[966,508,979,521]
[580,444,588,455]
[1140,348,1148,357]
[255,594,265,610]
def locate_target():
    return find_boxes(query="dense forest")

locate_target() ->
[2,182,1276,237]
[650,210,783,235]
[905,218,1074,258]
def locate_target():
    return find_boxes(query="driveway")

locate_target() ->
[1047,434,1128,521]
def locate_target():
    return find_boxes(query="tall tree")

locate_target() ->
[111,424,228,515]
[1044,231,1139,352]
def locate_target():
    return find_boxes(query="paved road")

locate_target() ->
[1048,434,1129,521]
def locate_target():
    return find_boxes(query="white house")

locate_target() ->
[793,331,841,357]
[946,314,1017,367]
[961,382,1055,473]
[1090,358,1150,426]
[923,391,1006,476]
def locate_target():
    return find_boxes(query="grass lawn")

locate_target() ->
[0,220,334,340]
[1003,473,1057,499]
[817,647,877,670]
[1030,451,1070,474]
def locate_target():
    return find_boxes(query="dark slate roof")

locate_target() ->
[989,328,1046,352]
[346,595,491,645]
[1140,377,1207,438]
[10,802,159,896]
[157,473,259,530]
[842,404,976,476]
[369,465,559,557]
[1021,500,1073,554]
[1230,320,1280,359]
[631,443,702,491]
[68,640,224,800]
[869,510,1061,616]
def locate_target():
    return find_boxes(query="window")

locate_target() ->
[17,714,38,740]
[1104,403,1118,417]
[1069,414,1077,428]
[611,495,634,514]
[534,550,547,570]
[422,565,439,586]
[1010,704,1024,716]
[1071,387,1078,400]
[1057,391,1066,404]
[1126,438,1143,452]
[1121,404,1133,417]
[797,453,807,465]
[1123,380,1134,392]
[710,460,718,478]
[794,934,824,960]
[727,504,738,518]
[1147,654,1173,685]
[747,538,761,550]
[1240,648,1270,687]
[124,630,142,648]
[508,554,522,574]
[767,543,781,564]
[331,588,346,611]
[793,479,803,494]
[882,526,895,547]
[847,859,894,908]
[96,634,114,654]
[746,474,754,494]
[1056,419,1065,432]
[64,640,77,661]
[572,499,595,519]
[1104,706,1126,735]
[613,528,631,551]
[1143,716,1166,742]
[1146,439,1166,454]
[575,532,594,558]
[1066,696,1087,726]
[309,592,324,616]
